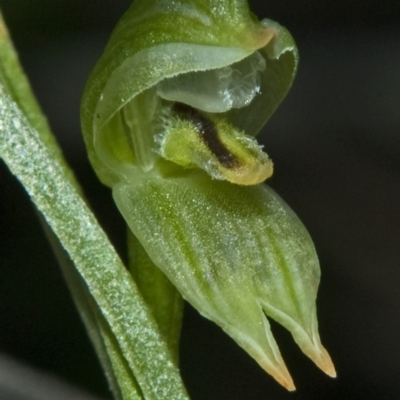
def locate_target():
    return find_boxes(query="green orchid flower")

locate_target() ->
[81,0,335,390]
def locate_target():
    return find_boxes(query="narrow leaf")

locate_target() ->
[0,15,142,399]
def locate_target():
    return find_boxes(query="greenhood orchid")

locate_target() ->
[81,0,335,390]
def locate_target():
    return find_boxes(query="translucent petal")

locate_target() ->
[157,52,266,113]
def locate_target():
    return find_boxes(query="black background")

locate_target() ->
[1,1,400,399]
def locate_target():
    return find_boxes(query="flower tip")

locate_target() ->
[319,353,337,378]
[281,376,296,392]
[289,321,336,380]
[252,27,275,50]
[268,368,296,391]
[310,344,336,378]
[259,358,295,391]
[326,365,337,379]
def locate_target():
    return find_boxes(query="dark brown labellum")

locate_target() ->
[172,102,238,169]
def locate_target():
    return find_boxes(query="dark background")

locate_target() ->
[1,0,400,399]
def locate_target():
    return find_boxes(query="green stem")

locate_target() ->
[127,229,183,366]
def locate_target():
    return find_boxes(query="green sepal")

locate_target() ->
[127,229,183,366]
[113,170,335,390]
